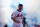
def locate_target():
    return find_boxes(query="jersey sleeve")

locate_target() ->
[11,12,16,18]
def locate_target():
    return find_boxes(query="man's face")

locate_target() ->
[18,6,23,10]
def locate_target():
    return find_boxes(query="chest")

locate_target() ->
[16,12,23,17]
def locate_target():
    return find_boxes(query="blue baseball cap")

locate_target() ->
[18,4,23,6]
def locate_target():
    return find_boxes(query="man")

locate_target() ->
[11,4,24,27]
[4,24,8,27]
[23,17,26,27]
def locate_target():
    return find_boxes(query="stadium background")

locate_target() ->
[0,0,40,27]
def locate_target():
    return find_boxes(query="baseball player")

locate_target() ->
[11,4,24,27]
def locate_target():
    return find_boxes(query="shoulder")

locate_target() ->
[21,11,24,16]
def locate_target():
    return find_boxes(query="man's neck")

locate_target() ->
[18,9,21,12]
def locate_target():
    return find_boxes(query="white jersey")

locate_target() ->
[11,10,24,23]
